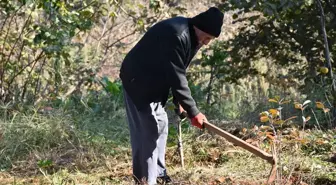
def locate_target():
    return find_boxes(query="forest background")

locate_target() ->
[0,0,336,184]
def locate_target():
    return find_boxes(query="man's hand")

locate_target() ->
[175,104,187,119]
[191,112,207,129]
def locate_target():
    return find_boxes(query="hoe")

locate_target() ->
[176,118,277,184]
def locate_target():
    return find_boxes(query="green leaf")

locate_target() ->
[295,9,301,14]
[305,0,314,6]
[166,104,175,111]
[37,159,53,168]
[181,122,189,129]
[232,13,238,19]
[274,120,284,124]
[110,12,117,18]
[81,7,94,17]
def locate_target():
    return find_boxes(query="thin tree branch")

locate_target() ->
[100,20,132,39]
[2,12,32,87]
[105,30,137,50]
[7,51,45,87]
[0,16,9,37]
[0,4,24,54]
[34,58,47,103]
[76,1,98,12]
[21,53,41,102]
[113,0,138,21]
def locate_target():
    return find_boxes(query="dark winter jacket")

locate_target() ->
[119,16,200,117]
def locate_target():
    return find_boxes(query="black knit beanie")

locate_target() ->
[190,7,224,37]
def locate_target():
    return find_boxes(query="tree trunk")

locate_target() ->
[316,0,336,127]
[206,66,216,105]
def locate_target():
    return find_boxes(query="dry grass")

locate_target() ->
[0,104,335,185]
[1,146,334,185]
[1,120,335,185]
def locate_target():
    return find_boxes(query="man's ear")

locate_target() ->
[194,26,215,39]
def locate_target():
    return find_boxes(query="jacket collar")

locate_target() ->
[188,18,199,50]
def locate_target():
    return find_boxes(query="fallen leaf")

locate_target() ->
[260,125,272,130]
[266,134,275,140]
[297,138,309,144]
[216,177,225,183]
[284,116,298,122]
[305,116,311,122]
[316,102,324,109]
[280,100,291,104]
[274,120,284,124]
[323,108,330,113]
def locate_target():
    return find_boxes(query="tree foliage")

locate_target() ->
[214,0,335,85]
[0,0,186,107]
[183,0,336,123]
[192,0,336,121]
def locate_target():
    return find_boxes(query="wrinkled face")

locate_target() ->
[194,26,216,47]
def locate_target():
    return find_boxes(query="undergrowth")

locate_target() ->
[0,84,335,185]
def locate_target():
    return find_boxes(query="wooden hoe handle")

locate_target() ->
[203,121,275,164]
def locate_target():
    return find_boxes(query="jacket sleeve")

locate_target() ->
[161,34,200,118]
[172,91,179,107]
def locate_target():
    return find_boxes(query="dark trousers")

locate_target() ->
[123,89,168,185]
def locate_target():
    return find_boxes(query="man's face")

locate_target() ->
[194,26,216,47]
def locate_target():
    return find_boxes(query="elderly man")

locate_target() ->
[119,7,224,184]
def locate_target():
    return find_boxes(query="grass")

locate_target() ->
[0,97,335,185]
